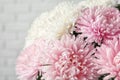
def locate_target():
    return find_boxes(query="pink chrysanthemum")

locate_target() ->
[94,38,120,80]
[41,35,98,80]
[74,6,120,44]
[16,39,52,80]
[16,45,40,80]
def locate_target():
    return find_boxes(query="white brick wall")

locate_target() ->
[0,0,80,80]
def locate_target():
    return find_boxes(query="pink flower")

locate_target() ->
[74,6,120,44]
[94,38,120,80]
[16,45,39,80]
[16,39,52,80]
[41,35,98,80]
[16,35,98,80]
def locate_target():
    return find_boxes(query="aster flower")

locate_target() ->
[16,35,98,80]
[16,39,53,80]
[94,38,120,80]
[40,35,98,80]
[16,45,40,80]
[16,0,120,80]
[25,0,117,48]
[74,6,120,44]
[25,2,77,48]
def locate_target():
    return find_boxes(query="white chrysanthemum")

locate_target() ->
[25,0,117,47]
[25,2,77,47]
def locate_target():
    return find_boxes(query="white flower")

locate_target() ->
[25,2,77,48]
[25,0,117,48]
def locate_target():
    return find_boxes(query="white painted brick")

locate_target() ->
[4,3,30,14]
[6,58,16,67]
[0,66,15,75]
[8,76,17,80]
[17,32,27,40]
[0,40,5,49]
[1,50,18,58]
[0,5,3,13]
[16,0,44,4]
[0,0,15,4]
[0,14,15,23]
[30,0,65,13]
[5,40,24,50]
[0,58,6,67]
[5,22,30,32]
[17,13,38,22]
[0,76,5,80]
[0,24,3,31]
[31,3,57,13]
[0,31,17,40]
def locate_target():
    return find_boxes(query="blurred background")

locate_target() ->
[0,0,80,80]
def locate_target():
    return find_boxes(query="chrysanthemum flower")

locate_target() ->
[16,39,53,80]
[94,38,120,80]
[74,6,120,44]
[41,35,98,80]
[16,45,40,80]
[25,0,117,48]
[25,2,77,48]
[16,35,98,80]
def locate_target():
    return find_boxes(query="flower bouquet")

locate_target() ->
[16,0,120,80]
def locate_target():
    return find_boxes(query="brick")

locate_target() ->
[5,40,24,50]
[0,5,3,13]
[4,4,30,14]
[0,40,5,49]
[5,22,30,32]
[6,58,16,67]
[0,24,3,32]
[8,76,17,80]
[0,76,5,80]
[17,13,37,22]
[0,31,17,40]
[31,3,56,13]
[0,50,18,58]
[17,32,27,39]
[0,0,15,4]
[0,14,15,23]
[0,58,6,67]
[0,66,15,75]
[16,0,44,4]
[30,0,66,13]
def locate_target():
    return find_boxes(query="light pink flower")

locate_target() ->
[41,35,98,80]
[16,45,39,80]
[75,6,120,44]
[16,39,52,80]
[94,38,120,80]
